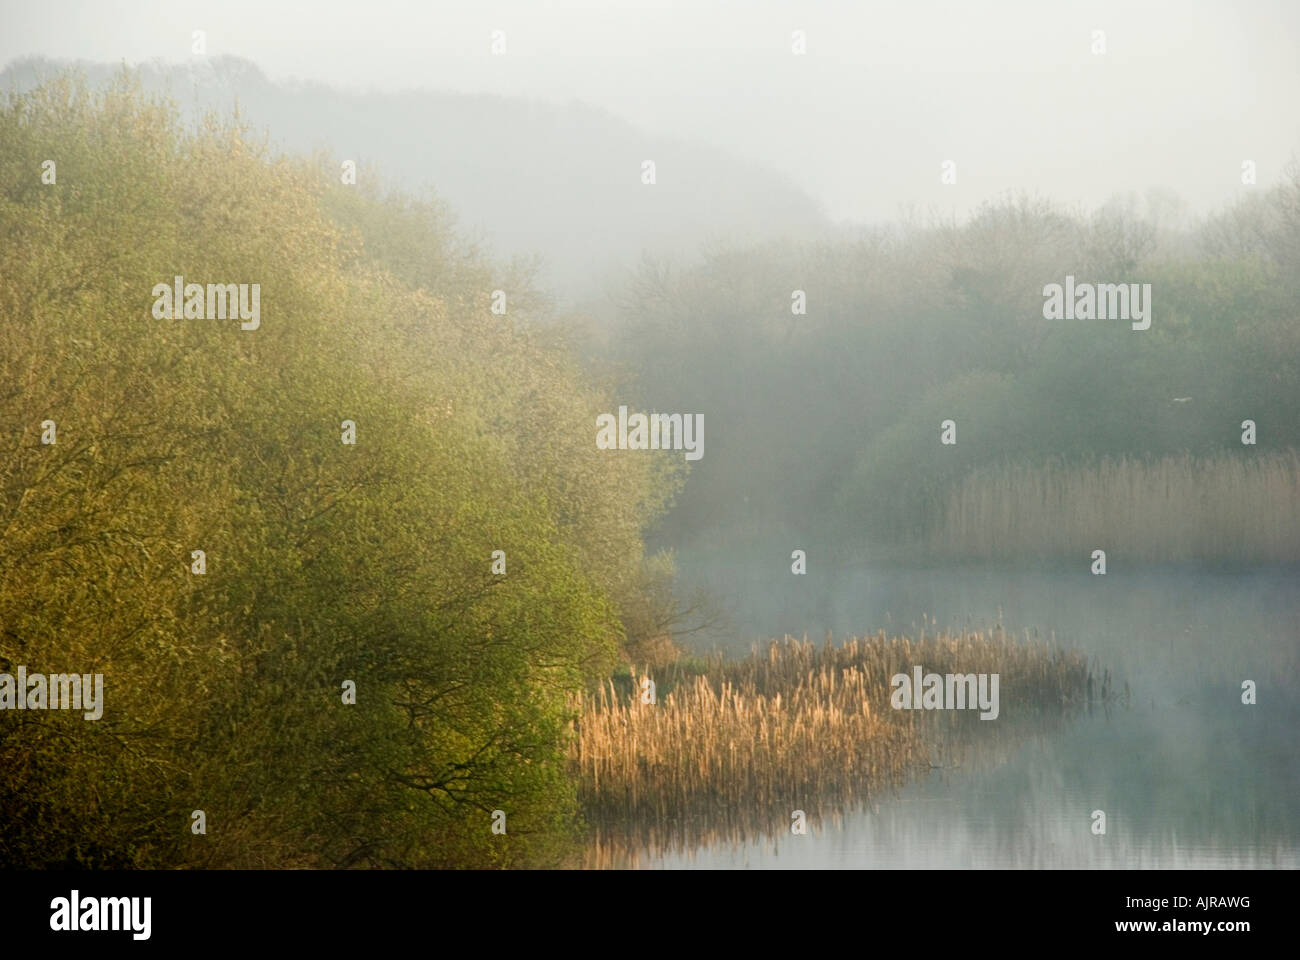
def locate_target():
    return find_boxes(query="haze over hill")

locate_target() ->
[2,1,1298,879]
[1,55,827,301]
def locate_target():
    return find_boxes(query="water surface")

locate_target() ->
[619,561,1300,868]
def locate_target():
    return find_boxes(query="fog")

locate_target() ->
[5,0,1299,226]
[2,0,1296,874]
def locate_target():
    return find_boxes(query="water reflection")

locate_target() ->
[586,564,1299,868]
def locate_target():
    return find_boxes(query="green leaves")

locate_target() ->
[0,72,667,868]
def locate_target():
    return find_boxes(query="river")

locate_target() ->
[619,560,1299,868]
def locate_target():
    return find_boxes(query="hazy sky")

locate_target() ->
[3,0,1298,224]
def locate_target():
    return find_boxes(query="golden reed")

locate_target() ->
[570,627,1117,862]
[935,451,1300,562]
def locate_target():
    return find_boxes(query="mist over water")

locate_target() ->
[3,1,1297,876]
[637,558,1300,867]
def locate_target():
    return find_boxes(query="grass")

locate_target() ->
[934,450,1300,563]
[570,626,1116,860]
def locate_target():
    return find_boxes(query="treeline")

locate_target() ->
[0,73,682,867]
[608,182,1300,563]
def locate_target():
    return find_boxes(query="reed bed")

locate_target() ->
[934,450,1300,563]
[571,627,1116,858]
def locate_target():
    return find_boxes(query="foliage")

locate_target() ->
[0,71,681,868]
[610,181,1300,560]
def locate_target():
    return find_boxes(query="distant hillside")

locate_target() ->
[1,55,827,300]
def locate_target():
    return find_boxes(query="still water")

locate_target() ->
[621,561,1299,868]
